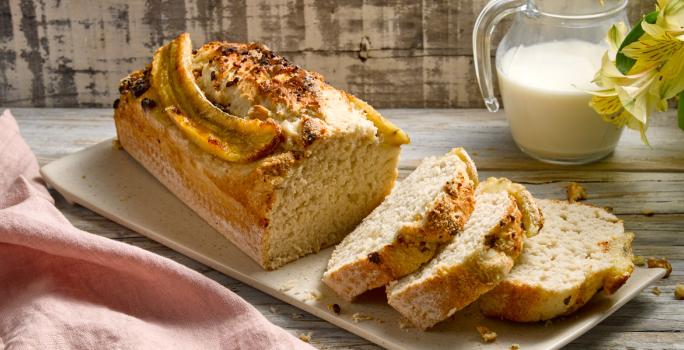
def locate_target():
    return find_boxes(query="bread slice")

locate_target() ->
[322,148,479,301]
[479,199,634,322]
[114,34,408,270]
[386,178,543,329]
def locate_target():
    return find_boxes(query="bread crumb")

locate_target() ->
[566,182,587,202]
[675,284,684,300]
[112,138,123,150]
[291,313,304,320]
[642,209,655,217]
[476,325,497,343]
[351,312,373,323]
[327,303,341,315]
[511,344,521,350]
[398,317,415,330]
[302,290,322,302]
[651,286,661,296]
[298,332,312,343]
[278,279,296,292]
[647,257,672,278]
[632,255,646,266]
[269,306,278,314]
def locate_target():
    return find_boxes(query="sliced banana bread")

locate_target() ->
[115,33,409,270]
[322,148,478,301]
[479,199,634,322]
[386,178,543,329]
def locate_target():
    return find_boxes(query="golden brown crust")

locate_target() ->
[387,198,524,329]
[398,173,476,244]
[114,90,295,268]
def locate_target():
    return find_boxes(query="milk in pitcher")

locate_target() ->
[497,40,623,163]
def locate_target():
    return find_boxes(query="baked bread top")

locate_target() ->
[118,33,408,163]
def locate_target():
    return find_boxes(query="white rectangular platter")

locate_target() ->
[41,139,666,350]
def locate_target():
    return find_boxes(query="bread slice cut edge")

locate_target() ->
[478,199,635,322]
[322,148,478,301]
[386,177,543,329]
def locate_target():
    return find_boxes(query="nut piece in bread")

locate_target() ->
[114,33,408,269]
[479,200,634,322]
[322,148,478,301]
[386,177,542,329]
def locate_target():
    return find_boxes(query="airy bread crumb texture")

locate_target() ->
[479,200,635,322]
[265,137,400,268]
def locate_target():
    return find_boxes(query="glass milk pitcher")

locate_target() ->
[473,0,629,165]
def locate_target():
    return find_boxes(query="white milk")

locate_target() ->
[497,40,623,162]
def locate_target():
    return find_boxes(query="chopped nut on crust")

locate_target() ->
[651,286,661,296]
[351,312,373,323]
[565,182,587,203]
[476,325,497,343]
[632,255,646,266]
[675,284,684,300]
[647,257,672,278]
[298,332,312,343]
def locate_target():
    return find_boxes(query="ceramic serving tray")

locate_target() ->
[41,139,666,350]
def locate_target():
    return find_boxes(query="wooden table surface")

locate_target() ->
[9,107,684,349]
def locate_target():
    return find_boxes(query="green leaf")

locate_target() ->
[679,91,684,130]
[616,11,660,74]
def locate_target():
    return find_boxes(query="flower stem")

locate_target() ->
[679,91,684,131]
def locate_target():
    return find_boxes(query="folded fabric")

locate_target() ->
[0,109,313,349]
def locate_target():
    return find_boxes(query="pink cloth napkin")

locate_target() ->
[0,109,313,349]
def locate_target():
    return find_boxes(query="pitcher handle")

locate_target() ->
[473,0,528,112]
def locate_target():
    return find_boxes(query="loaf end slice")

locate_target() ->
[322,148,478,301]
[386,177,542,329]
[479,199,634,322]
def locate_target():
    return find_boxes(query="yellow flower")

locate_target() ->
[622,28,682,73]
[589,0,684,145]
[657,0,684,33]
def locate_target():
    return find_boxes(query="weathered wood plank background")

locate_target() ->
[0,0,655,108]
